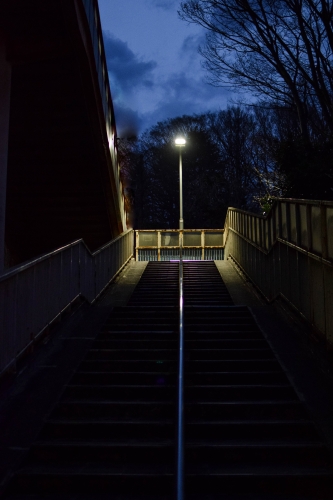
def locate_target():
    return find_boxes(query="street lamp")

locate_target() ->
[174,136,186,500]
[175,137,186,230]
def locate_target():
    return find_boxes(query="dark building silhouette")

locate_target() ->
[0,0,126,271]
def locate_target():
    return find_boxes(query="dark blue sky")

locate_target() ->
[98,0,236,136]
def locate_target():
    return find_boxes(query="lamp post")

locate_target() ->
[174,136,186,500]
[175,137,186,230]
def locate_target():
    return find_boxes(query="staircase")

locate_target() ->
[4,261,333,499]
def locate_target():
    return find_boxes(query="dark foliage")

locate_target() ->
[275,136,333,199]
[118,110,285,228]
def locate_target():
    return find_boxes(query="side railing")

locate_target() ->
[135,229,224,261]
[224,199,333,346]
[0,229,134,376]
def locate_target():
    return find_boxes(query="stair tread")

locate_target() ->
[15,465,333,475]
[45,419,173,425]
[33,440,174,448]
[55,399,304,407]
[75,370,282,375]
[186,420,313,425]
[186,440,326,447]
[66,383,289,388]
[33,439,325,448]
[98,331,176,335]
[43,419,311,427]
[186,349,272,351]
[88,348,177,351]
[16,465,173,475]
[186,465,333,474]
[187,384,291,387]
[75,371,176,375]
[55,399,175,404]
[67,384,175,388]
[56,400,174,405]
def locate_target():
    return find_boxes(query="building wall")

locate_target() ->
[0,0,126,269]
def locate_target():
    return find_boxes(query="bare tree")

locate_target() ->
[179,0,333,138]
[120,109,292,228]
[207,107,257,208]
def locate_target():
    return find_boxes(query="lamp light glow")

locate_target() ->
[174,137,186,231]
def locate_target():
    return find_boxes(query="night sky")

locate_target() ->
[98,0,235,137]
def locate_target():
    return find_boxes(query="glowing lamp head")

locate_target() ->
[175,137,186,146]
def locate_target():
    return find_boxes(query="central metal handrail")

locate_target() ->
[176,258,184,500]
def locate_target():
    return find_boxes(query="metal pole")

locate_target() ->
[179,148,183,230]
[176,139,184,499]
[179,148,183,260]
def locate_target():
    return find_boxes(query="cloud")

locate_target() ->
[162,70,230,107]
[103,32,157,94]
[104,32,159,136]
[147,0,179,10]
[181,33,206,55]
[113,103,143,138]
[140,71,232,132]
[103,32,233,137]
[112,65,233,136]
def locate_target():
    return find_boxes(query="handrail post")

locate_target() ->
[176,257,184,500]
